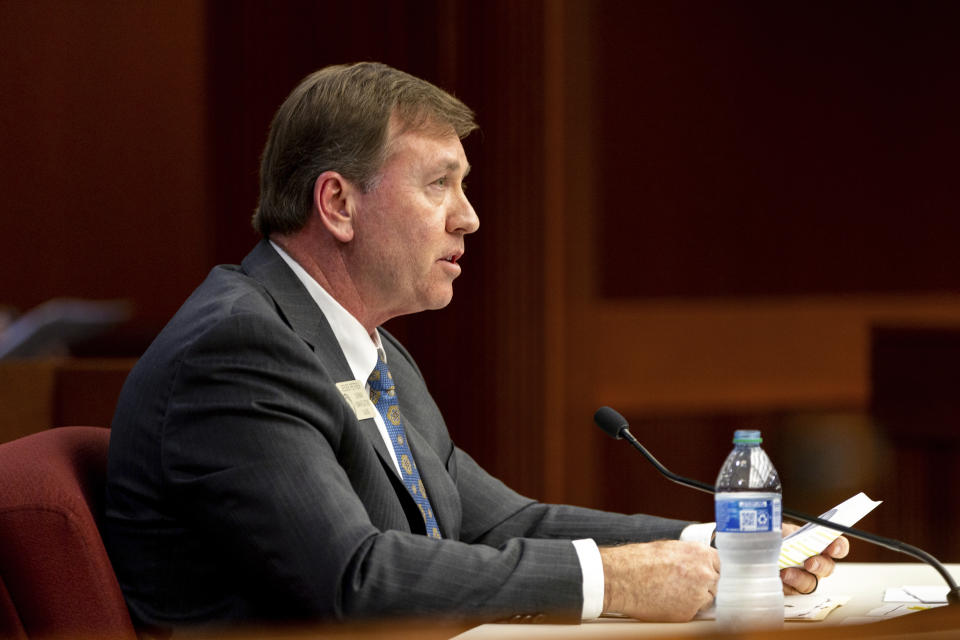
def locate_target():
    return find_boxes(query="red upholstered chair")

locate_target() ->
[0,427,135,639]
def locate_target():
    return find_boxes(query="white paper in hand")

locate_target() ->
[778,492,881,569]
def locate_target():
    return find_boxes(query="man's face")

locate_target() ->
[349,120,479,323]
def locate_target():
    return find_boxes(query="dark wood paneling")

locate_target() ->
[871,327,960,562]
[593,1,960,298]
[0,358,134,443]
[52,359,135,429]
[546,2,960,562]
[0,2,209,327]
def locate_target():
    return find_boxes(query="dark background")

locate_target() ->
[2,0,959,563]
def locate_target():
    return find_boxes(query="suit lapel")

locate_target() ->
[239,240,401,482]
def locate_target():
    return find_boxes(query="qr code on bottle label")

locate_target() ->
[715,496,780,533]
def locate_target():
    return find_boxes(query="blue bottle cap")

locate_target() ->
[733,429,762,444]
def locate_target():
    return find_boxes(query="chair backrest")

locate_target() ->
[0,426,135,639]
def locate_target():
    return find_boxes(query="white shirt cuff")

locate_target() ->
[572,538,604,620]
[680,522,716,546]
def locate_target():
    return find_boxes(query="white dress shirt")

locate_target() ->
[270,241,713,619]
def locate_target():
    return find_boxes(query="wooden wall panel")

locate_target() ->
[0,358,134,443]
[446,0,548,497]
[592,1,960,298]
[546,1,960,560]
[0,1,209,327]
[871,327,960,562]
[587,296,960,415]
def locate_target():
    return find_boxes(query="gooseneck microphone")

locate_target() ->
[593,405,960,606]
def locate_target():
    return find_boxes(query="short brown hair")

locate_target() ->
[252,62,477,236]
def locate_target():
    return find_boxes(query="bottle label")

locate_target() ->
[715,493,782,533]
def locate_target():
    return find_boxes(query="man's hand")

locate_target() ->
[779,522,850,595]
[600,540,719,622]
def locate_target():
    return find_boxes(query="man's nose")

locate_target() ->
[449,191,479,235]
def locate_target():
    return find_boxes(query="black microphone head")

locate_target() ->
[594,406,628,440]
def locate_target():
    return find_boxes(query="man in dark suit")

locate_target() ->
[104,62,846,630]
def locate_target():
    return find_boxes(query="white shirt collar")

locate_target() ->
[269,240,381,382]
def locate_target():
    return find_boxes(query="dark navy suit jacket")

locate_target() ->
[104,240,689,628]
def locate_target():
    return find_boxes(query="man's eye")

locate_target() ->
[434,177,447,187]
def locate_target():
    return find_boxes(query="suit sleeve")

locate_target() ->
[161,310,585,622]
[450,445,692,547]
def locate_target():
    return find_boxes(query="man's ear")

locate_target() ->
[313,171,356,242]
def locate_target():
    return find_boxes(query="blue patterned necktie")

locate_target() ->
[368,352,442,539]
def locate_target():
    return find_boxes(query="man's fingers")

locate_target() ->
[780,567,818,595]
[804,553,835,578]
[825,535,850,559]
[700,587,716,612]
[697,563,719,613]
[777,534,849,596]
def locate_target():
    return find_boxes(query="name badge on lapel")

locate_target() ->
[335,380,377,421]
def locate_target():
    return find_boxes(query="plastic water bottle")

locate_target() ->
[714,429,783,630]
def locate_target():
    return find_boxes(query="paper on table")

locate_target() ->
[866,602,946,618]
[883,587,916,602]
[903,585,950,603]
[784,594,850,621]
[886,585,950,604]
[778,492,881,569]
